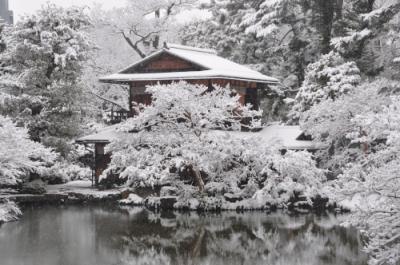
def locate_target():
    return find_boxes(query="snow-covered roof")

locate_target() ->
[218,124,324,150]
[76,124,124,144]
[100,43,279,84]
[76,124,323,151]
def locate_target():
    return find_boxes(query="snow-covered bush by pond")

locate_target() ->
[296,78,400,264]
[41,161,91,184]
[251,150,326,208]
[105,82,325,209]
[0,116,56,186]
[328,96,400,265]
[300,79,395,176]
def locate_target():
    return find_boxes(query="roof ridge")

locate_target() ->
[166,43,217,55]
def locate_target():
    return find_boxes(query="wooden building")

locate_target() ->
[99,43,280,115]
[77,43,285,185]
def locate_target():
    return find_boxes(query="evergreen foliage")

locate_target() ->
[0,4,94,156]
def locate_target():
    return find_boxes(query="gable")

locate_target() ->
[121,52,206,74]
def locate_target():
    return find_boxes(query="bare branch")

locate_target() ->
[120,31,147,58]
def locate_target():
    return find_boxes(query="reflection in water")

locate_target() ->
[0,205,368,265]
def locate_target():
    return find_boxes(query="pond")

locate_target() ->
[0,205,368,265]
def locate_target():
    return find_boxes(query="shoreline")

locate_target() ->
[0,180,343,215]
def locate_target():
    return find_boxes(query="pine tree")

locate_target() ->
[288,51,361,123]
[0,4,94,156]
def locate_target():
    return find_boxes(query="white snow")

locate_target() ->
[46,180,122,198]
[119,193,144,205]
[214,124,323,150]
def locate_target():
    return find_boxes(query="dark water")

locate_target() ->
[0,205,368,265]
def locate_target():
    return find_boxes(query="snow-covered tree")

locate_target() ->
[181,0,311,87]
[188,0,400,88]
[0,4,94,156]
[329,95,400,265]
[240,0,332,84]
[0,116,56,186]
[105,82,325,209]
[299,79,395,174]
[331,1,400,77]
[105,82,262,189]
[291,75,400,264]
[241,0,306,38]
[181,1,264,63]
[0,22,6,53]
[288,51,361,123]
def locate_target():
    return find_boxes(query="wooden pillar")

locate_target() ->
[128,83,134,118]
[94,143,111,186]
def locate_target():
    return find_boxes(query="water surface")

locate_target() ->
[0,205,368,265]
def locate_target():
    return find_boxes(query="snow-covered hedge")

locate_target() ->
[105,82,326,210]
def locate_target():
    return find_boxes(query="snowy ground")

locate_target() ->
[46,180,123,198]
[0,180,126,203]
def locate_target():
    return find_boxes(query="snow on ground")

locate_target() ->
[119,193,144,205]
[213,124,324,150]
[46,180,123,198]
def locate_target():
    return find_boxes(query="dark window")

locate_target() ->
[245,88,259,110]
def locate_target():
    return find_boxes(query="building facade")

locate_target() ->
[0,0,13,24]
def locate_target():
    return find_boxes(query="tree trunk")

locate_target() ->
[191,164,204,192]
[316,0,335,54]
[335,0,343,19]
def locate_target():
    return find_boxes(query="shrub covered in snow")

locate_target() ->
[289,52,361,123]
[41,161,91,184]
[105,82,326,210]
[119,193,144,206]
[0,116,56,186]
[300,79,397,175]
[251,151,326,208]
[328,96,400,265]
